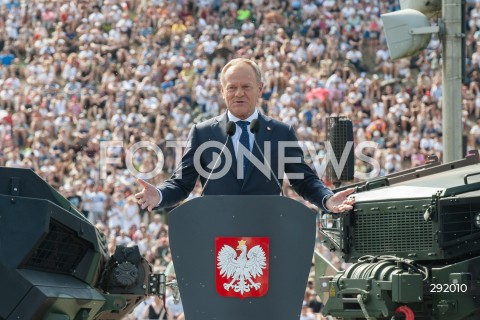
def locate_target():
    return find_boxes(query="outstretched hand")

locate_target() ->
[134,179,160,212]
[325,188,355,213]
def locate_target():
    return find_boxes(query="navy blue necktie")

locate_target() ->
[237,120,250,179]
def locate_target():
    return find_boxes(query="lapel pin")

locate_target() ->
[267,126,271,131]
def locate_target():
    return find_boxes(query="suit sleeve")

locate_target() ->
[156,125,200,208]
[284,125,334,212]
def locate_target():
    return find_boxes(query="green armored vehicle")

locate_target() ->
[316,151,480,320]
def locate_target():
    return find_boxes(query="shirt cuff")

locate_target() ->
[322,194,333,213]
[156,188,163,207]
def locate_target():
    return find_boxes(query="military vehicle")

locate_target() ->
[315,150,480,319]
[0,167,178,319]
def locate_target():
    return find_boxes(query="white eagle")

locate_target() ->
[217,240,267,294]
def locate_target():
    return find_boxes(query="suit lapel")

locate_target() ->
[242,114,273,186]
[213,112,240,186]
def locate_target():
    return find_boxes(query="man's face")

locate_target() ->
[221,63,263,120]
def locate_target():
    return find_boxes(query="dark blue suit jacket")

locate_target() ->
[157,112,333,210]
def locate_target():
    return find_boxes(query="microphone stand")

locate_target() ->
[201,121,236,196]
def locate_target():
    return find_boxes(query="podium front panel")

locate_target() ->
[169,195,316,320]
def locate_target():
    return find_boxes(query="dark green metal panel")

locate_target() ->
[432,256,480,320]
[392,273,423,303]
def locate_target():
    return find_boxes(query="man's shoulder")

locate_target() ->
[263,115,291,130]
[195,114,223,130]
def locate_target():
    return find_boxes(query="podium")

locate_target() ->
[168,195,316,320]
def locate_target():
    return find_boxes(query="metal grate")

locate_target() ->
[22,219,90,274]
[439,201,480,246]
[354,211,433,253]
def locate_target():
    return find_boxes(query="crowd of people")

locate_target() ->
[1,0,480,318]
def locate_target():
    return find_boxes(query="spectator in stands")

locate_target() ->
[3,1,480,317]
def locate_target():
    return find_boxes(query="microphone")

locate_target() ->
[250,119,284,196]
[226,121,236,136]
[201,121,236,196]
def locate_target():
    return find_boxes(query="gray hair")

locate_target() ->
[220,58,263,85]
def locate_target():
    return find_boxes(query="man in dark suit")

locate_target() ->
[135,58,354,213]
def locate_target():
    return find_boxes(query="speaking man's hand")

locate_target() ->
[325,188,355,213]
[135,179,160,212]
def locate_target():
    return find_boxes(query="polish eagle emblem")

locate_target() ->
[216,239,268,296]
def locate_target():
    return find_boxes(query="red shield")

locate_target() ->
[215,237,269,299]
